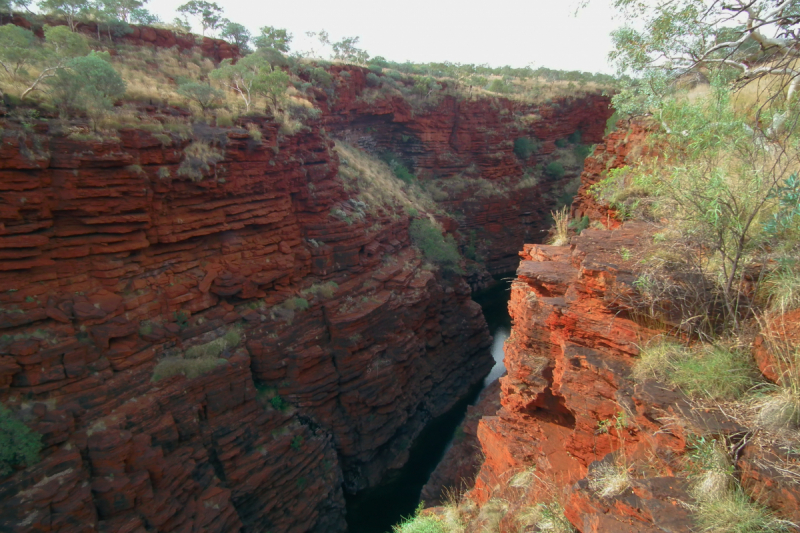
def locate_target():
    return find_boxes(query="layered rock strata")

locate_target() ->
[464,124,800,531]
[312,66,614,274]
[0,114,493,531]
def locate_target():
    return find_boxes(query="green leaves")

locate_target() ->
[409,218,463,274]
[253,26,292,53]
[177,81,224,111]
[176,0,223,36]
[0,404,41,476]
[49,51,126,123]
[0,25,38,79]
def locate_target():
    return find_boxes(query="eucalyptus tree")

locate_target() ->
[253,25,291,52]
[20,25,89,98]
[595,0,800,331]
[38,0,90,31]
[176,0,222,36]
[220,20,250,52]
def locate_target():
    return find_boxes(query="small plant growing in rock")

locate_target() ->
[409,218,463,274]
[0,404,42,476]
[246,123,263,142]
[290,435,303,450]
[177,141,225,181]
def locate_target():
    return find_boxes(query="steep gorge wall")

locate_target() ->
[311,66,614,275]
[0,114,493,532]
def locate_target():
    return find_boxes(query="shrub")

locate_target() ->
[554,138,568,148]
[177,142,225,181]
[545,161,565,179]
[246,123,263,142]
[409,218,462,273]
[574,144,593,161]
[151,356,227,381]
[50,52,126,128]
[569,215,590,235]
[366,72,380,87]
[0,404,41,476]
[184,327,242,359]
[270,395,288,411]
[177,82,224,112]
[513,137,540,159]
[283,297,309,311]
[567,130,582,144]
[301,281,338,299]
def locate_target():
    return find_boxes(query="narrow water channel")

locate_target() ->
[345,276,513,533]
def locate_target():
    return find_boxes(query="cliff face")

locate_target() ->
[0,114,493,531]
[313,66,614,274]
[463,123,800,532]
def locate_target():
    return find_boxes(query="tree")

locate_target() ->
[177,81,223,112]
[254,64,289,111]
[332,35,369,64]
[96,0,145,23]
[220,20,250,53]
[176,0,222,36]
[209,54,261,112]
[129,7,159,24]
[49,51,126,128]
[606,0,800,120]
[38,0,90,31]
[304,29,330,58]
[0,25,38,82]
[253,25,291,52]
[20,25,88,99]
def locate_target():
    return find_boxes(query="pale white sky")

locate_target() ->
[147,0,621,74]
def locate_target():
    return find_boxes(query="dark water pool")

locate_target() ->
[344,276,513,533]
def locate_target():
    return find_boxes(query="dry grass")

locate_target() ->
[588,457,631,499]
[550,206,570,246]
[334,141,439,216]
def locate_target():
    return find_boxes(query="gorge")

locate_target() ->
[0,22,614,533]
[4,8,800,533]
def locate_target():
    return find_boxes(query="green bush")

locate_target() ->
[177,142,225,181]
[545,161,565,179]
[574,144,593,161]
[184,327,242,359]
[554,138,568,148]
[283,297,309,311]
[177,82,224,112]
[151,356,227,381]
[409,218,462,273]
[567,131,582,144]
[366,72,380,87]
[0,404,41,476]
[513,137,541,159]
[569,215,590,235]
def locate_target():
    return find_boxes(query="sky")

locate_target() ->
[146,0,622,74]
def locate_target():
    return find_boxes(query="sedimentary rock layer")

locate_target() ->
[0,114,493,532]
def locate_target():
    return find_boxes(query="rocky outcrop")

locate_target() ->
[0,113,493,531]
[572,119,651,228]
[4,15,239,62]
[464,122,800,531]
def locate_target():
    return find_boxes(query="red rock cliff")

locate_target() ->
[464,122,800,532]
[313,66,614,275]
[0,113,494,531]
